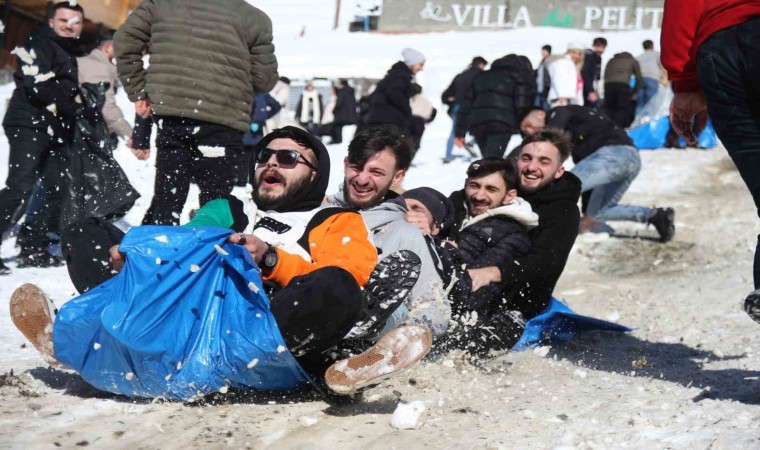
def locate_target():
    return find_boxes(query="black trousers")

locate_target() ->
[698,16,760,288]
[62,218,361,373]
[0,126,68,248]
[603,83,636,128]
[142,117,243,226]
[472,129,510,158]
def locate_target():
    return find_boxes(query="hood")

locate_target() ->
[389,61,413,77]
[519,171,581,208]
[490,54,526,71]
[253,126,330,212]
[359,198,407,230]
[461,196,539,230]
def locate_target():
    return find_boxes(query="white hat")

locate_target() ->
[402,48,426,66]
[567,41,585,51]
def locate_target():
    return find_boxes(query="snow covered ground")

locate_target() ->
[0,4,758,448]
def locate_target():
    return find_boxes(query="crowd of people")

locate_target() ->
[3,0,760,400]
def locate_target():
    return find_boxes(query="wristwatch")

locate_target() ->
[261,244,279,270]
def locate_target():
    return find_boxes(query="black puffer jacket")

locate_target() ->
[501,172,581,319]
[3,26,80,133]
[441,65,484,108]
[333,85,357,125]
[547,105,634,163]
[455,54,536,138]
[367,61,413,130]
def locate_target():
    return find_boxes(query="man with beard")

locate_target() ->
[326,125,452,338]
[11,127,432,395]
[0,2,85,274]
[449,130,581,341]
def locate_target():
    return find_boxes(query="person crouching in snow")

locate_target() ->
[9,127,432,397]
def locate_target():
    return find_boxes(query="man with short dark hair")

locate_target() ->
[0,1,86,274]
[327,125,451,337]
[520,106,675,241]
[581,37,607,108]
[635,39,664,114]
[442,56,488,162]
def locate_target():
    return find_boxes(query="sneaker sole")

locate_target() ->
[9,284,57,363]
[345,250,421,339]
[324,324,432,395]
[744,291,760,325]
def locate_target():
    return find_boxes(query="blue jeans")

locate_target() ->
[698,16,760,288]
[636,77,660,114]
[571,145,652,223]
[445,104,461,160]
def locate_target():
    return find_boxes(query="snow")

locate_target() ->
[0,4,758,449]
[390,400,427,429]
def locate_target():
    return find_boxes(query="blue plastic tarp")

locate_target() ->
[53,226,311,400]
[628,116,718,150]
[513,297,632,350]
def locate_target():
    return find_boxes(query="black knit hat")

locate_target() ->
[401,187,455,233]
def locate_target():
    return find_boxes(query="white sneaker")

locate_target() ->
[324,325,432,395]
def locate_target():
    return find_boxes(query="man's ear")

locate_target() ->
[391,169,406,187]
[503,189,517,205]
[431,224,441,236]
[554,165,566,180]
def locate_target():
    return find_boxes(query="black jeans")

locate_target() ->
[142,117,243,226]
[698,16,760,288]
[603,83,635,128]
[0,126,68,248]
[473,130,510,158]
[62,218,361,373]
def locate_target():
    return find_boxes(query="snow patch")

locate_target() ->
[391,401,426,430]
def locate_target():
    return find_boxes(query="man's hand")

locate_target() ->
[404,210,433,235]
[467,266,502,292]
[109,245,126,272]
[670,91,708,146]
[126,138,150,160]
[135,97,152,118]
[229,233,268,265]
[454,137,465,148]
[587,92,599,103]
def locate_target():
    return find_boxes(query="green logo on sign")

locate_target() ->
[540,8,575,28]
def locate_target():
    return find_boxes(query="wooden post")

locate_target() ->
[333,0,340,30]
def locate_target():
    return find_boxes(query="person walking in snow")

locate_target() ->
[547,42,586,107]
[367,48,426,134]
[0,2,85,274]
[602,51,642,128]
[295,82,324,135]
[114,0,279,226]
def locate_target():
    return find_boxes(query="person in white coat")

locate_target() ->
[547,42,585,107]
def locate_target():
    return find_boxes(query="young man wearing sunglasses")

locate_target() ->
[12,127,431,396]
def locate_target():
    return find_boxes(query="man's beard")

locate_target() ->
[344,180,390,209]
[253,172,314,211]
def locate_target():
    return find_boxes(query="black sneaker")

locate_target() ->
[744,290,760,325]
[0,259,10,275]
[344,250,421,339]
[648,207,675,243]
[16,248,65,269]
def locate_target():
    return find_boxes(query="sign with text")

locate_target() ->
[375,0,664,32]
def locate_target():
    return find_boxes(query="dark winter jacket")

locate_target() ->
[603,52,642,94]
[441,65,484,109]
[242,93,281,146]
[534,59,551,99]
[3,26,80,134]
[367,61,414,130]
[333,85,358,125]
[548,105,634,163]
[455,54,536,138]
[114,0,278,133]
[581,49,602,101]
[503,172,581,319]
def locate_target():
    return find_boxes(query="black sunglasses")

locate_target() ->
[256,148,317,170]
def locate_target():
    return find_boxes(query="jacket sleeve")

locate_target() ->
[513,70,537,113]
[441,79,456,105]
[102,65,132,138]
[580,56,596,97]
[474,225,532,269]
[546,105,572,129]
[264,93,281,119]
[246,11,279,93]
[661,0,704,92]
[631,60,643,95]
[384,76,413,118]
[184,197,248,232]
[501,200,579,288]
[19,35,79,120]
[114,0,155,101]
[454,81,476,138]
[263,212,377,287]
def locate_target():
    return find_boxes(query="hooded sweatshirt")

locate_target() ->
[188,127,376,288]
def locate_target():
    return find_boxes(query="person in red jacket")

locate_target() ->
[661,0,760,324]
